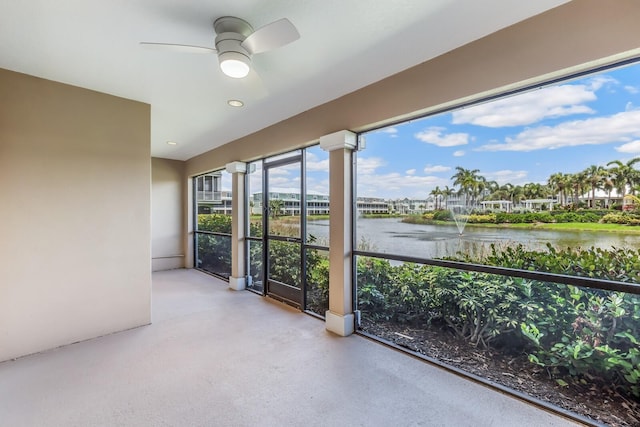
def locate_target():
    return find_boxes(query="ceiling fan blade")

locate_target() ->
[241,18,299,55]
[140,42,216,54]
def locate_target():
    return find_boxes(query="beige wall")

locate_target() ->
[0,69,151,361]
[152,158,185,271]
[186,0,640,176]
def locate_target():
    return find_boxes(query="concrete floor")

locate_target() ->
[0,269,582,427]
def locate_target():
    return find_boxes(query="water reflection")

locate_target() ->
[306,217,640,259]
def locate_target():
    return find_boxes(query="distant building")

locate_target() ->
[249,189,389,215]
[520,198,557,211]
[480,200,512,212]
[388,198,431,214]
[444,194,467,209]
[195,172,233,214]
[251,188,329,216]
[356,197,388,215]
[575,188,624,208]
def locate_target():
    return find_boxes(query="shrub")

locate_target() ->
[198,213,232,233]
[433,210,453,221]
[492,210,608,224]
[494,212,554,223]
[431,271,540,347]
[467,214,496,224]
[521,287,640,396]
[356,258,394,319]
[602,212,640,225]
[454,242,640,283]
[356,244,640,397]
[306,252,330,315]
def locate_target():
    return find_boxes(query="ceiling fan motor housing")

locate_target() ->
[214,17,253,77]
[215,34,251,59]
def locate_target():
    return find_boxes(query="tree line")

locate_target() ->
[428,157,640,209]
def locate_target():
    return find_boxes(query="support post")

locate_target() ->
[226,161,247,290]
[320,130,357,336]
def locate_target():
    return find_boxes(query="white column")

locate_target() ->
[320,130,357,336]
[226,161,247,290]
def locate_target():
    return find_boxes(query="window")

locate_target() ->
[244,146,330,315]
[194,169,232,278]
[354,60,640,423]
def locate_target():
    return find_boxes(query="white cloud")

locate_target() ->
[357,172,449,199]
[616,140,640,153]
[356,156,386,175]
[624,85,639,94]
[306,152,329,170]
[477,109,640,152]
[482,169,529,185]
[268,176,294,187]
[268,167,291,176]
[357,156,452,198]
[376,127,399,137]
[588,75,617,91]
[453,150,465,157]
[306,177,330,194]
[423,164,451,173]
[452,83,598,127]
[306,158,329,172]
[414,126,469,147]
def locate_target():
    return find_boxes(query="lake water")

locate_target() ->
[306,217,640,259]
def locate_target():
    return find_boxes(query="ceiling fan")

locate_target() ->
[141,16,300,79]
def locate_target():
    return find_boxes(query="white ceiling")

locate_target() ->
[0,0,568,161]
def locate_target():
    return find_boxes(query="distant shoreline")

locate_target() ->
[400,215,640,234]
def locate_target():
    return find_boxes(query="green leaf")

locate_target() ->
[556,379,569,387]
[607,358,633,370]
[615,331,639,345]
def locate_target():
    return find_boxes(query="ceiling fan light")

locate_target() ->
[219,51,251,78]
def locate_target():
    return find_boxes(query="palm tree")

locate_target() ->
[607,157,640,198]
[584,165,606,208]
[429,186,442,210]
[523,182,549,200]
[548,172,570,207]
[602,173,615,208]
[442,185,455,209]
[488,183,511,201]
[268,199,284,219]
[451,167,482,206]
[508,185,524,206]
[485,180,500,197]
[568,172,587,207]
[474,176,489,203]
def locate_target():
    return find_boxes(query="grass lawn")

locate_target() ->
[456,221,640,234]
[402,216,640,234]
[491,222,640,233]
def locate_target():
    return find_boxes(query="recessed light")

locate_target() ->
[228,99,244,107]
[166,141,178,145]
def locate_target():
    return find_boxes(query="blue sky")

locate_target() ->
[241,61,640,200]
[355,61,640,199]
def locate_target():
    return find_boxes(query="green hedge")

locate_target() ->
[357,245,640,397]
[494,211,604,224]
[602,212,640,225]
[419,209,610,224]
